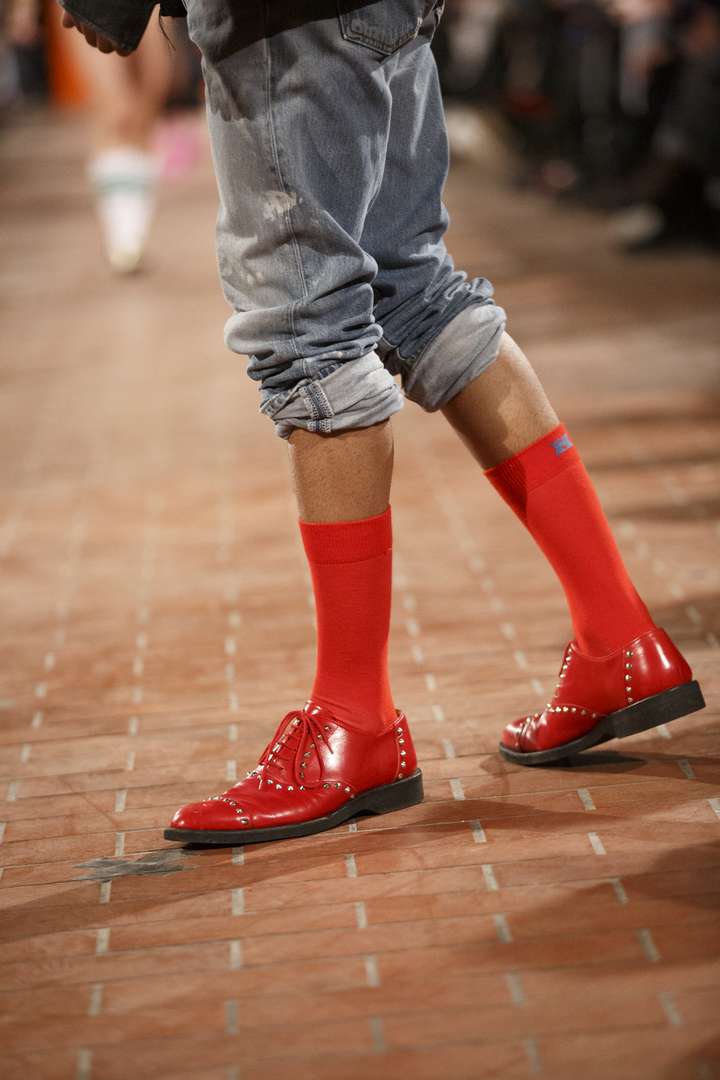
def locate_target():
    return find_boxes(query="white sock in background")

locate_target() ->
[88,146,158,274]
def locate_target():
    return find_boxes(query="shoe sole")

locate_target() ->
[498,680,706,767]
[163,769,424,846]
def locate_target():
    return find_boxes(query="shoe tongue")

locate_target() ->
[263,713,304,779]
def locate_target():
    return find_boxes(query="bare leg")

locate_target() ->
[288,420,394,523]
[59,7,172,149]
[441,331,557,468]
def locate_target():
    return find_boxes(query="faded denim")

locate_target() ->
[184,0,506,437]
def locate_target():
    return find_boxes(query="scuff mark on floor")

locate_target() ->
[75,849,191,881]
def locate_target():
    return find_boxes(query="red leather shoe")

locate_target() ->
[164,702,422,845]
[500,627,705,766]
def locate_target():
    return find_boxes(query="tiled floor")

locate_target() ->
[1,115,719,1080]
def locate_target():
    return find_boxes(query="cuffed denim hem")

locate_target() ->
[262,352,405,439]
[399,300,507,412]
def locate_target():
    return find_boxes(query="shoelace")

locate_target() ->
[255,708,333,789]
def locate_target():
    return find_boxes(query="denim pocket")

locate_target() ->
[337,0,436,56]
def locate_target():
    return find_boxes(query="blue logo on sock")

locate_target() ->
[552,433,573,456]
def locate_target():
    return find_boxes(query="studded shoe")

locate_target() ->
[164,702,423,845]
[500,627,705,766]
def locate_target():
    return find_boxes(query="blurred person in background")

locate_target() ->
[4,0,178,271]
[57,3,174,272]
[434,0,720,251]
[609,0,720,249]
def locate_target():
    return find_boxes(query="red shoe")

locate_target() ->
[164,702,422,845]
[500,627,705,766]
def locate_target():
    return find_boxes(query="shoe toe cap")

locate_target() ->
[169,799,239,830]
[501,718,527,750]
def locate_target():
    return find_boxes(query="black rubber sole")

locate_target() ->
[499,680,706,767]
[163,769,424,846]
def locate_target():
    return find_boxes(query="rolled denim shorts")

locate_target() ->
[184,0,507,437]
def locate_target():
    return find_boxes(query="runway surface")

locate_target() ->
[2,114,720,1079]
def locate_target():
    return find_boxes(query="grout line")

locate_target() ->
[99,881,112,904]
[229,940,243,970]
[76,1048,92,1080]
[481,864,500,892]
[345,854,359,878]
[125,750,136,771]
[493,913,513,943]
[347,822,358,833]
[441,738,456,760]
[114,790,127,814]
[95,928,110,956]
[228,723,239,742]
[523,1037,542,1074]
[637,928,661,963]
[6,781,18,802]
[232,847,244,866]
[113,832,125,857]
[226,760,237,783]
[0,822,6,843]
[505,972,526,1006]
[531,678,544,696]
[513,650,528,671]
[656,724,672,740]
[470,820,487,844]
[87,983,103,1018]
[449,778,465,801]
[225,999,239,1036]
[364,955,381,988]
[355,901,368,930]
[708,798,720,820]
[31,710,43,730]
[20,744,32,764]
[658,990,683,1027]
[587,831,606,856]
[369,1016,386,1053]
[611,878,628,905]
[424,672,437,693]
[431,704,445,724]
[576,788,596,811]
[677,759,695,780]
[231,888,245,916]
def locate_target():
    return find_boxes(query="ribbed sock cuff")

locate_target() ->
[299,506,392,564]
[484,424,580,509]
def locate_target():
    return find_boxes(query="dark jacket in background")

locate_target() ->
[58,0,187,54]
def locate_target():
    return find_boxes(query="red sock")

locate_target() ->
[485,424,654,655]
[299,506,395,731]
